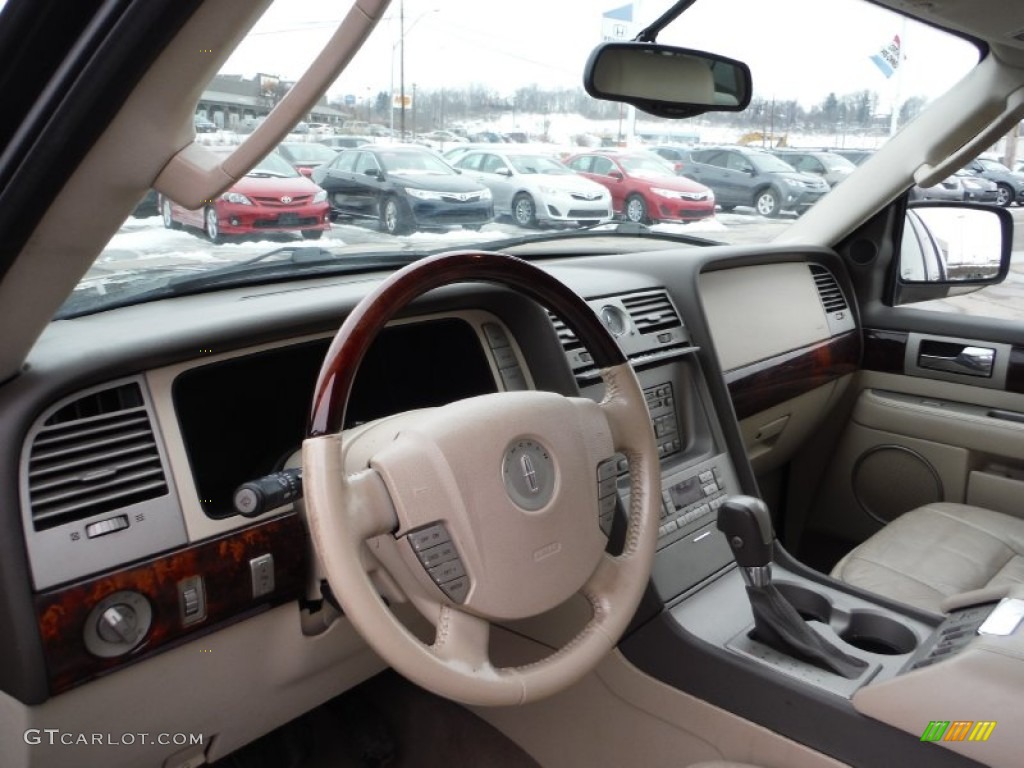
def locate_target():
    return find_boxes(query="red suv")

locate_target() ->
[565,150,714,224]
[160,150,331,241]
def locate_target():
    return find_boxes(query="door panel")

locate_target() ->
[800,325,1024,562]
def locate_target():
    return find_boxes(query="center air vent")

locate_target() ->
[621,290,682,334]
[27,382,168,531]
[548,289,690,385]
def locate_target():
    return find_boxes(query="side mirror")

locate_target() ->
[895,202,1013,305]
[609,170,624,180]
[364,168,382,178]
[584,42,751,119]
[496,167,512,177]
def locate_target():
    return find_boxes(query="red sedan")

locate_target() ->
[160,151,331,241]
[566,150,715,224]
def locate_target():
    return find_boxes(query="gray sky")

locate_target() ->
[221,0,981,107]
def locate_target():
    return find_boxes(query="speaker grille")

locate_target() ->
[852,445,943,524]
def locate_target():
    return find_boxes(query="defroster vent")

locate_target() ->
[27,382,168,531]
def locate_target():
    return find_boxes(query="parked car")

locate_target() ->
[453,148,612,227]
[911,169,999,203]
[830,147,875,165]
[318,135,371,150]
[682,146,830,216]
[650,144,697,173]
[130,189,159,217]
[442,142,503,165]
[959,169,1000,202]
[419,130,466,146]
[769,149,857,187]
[565,150,715,224]
[192,114,217,133]
[909,173,965,202]
[275,141,340,177]
[160,150,330,241]
[311,145,493,234]
[961,156,1024,206]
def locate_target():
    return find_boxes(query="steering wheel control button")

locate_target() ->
[408,524,451,552]
[482,322,510,348]
[499,365,528,391]
[440,576,470,603]
[85,514,129,539]
[503,439,556,511]
[428,559,466,585]
[492,345,518,369]
[597,458,618,482]
[249,554,275,598]
[419,541,459,569]
[407,524,471,602]
[83,590,152,658]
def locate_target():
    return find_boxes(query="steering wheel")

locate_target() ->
[303,251,659,706]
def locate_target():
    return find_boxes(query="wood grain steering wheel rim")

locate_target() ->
[302,250,660,705]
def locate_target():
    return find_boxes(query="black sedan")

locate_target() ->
[311,146,493,234]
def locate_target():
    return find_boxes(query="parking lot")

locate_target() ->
[89,205,1024,320]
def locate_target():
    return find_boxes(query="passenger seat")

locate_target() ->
[831,502,1024,613]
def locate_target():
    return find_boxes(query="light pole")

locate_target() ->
[399,0,405,139]
[388,3,438,137]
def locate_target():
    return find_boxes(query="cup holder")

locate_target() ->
[839,611,918,655]
[775,583,833,624]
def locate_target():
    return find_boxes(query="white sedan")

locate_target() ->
[453,149,613,227]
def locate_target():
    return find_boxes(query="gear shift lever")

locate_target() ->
[717,495,774,586]
[718,495,868,679]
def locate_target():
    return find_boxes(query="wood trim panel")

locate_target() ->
[862,329,908,374]
[726,333,861,420]
[35,514,308,695]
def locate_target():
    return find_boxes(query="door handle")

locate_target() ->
[919,345,995,377]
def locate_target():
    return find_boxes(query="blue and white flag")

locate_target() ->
[871,35,902,79]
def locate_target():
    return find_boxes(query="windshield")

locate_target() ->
[67,0,980,316]
[508,155,571,175]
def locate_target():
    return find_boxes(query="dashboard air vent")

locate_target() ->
[809,265,849,314]
[548,313,583,352]
[621,290,682,334]
[28,382,168,531]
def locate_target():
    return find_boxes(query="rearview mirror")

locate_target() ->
[584,42,752,119]
[895,203,1012,305]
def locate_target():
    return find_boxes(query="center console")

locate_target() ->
[559,288,1014,767]
[564,290,742,605]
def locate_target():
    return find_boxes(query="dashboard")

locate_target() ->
[0,241,861,761]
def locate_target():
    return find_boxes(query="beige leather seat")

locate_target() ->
[831,502,1024,613]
